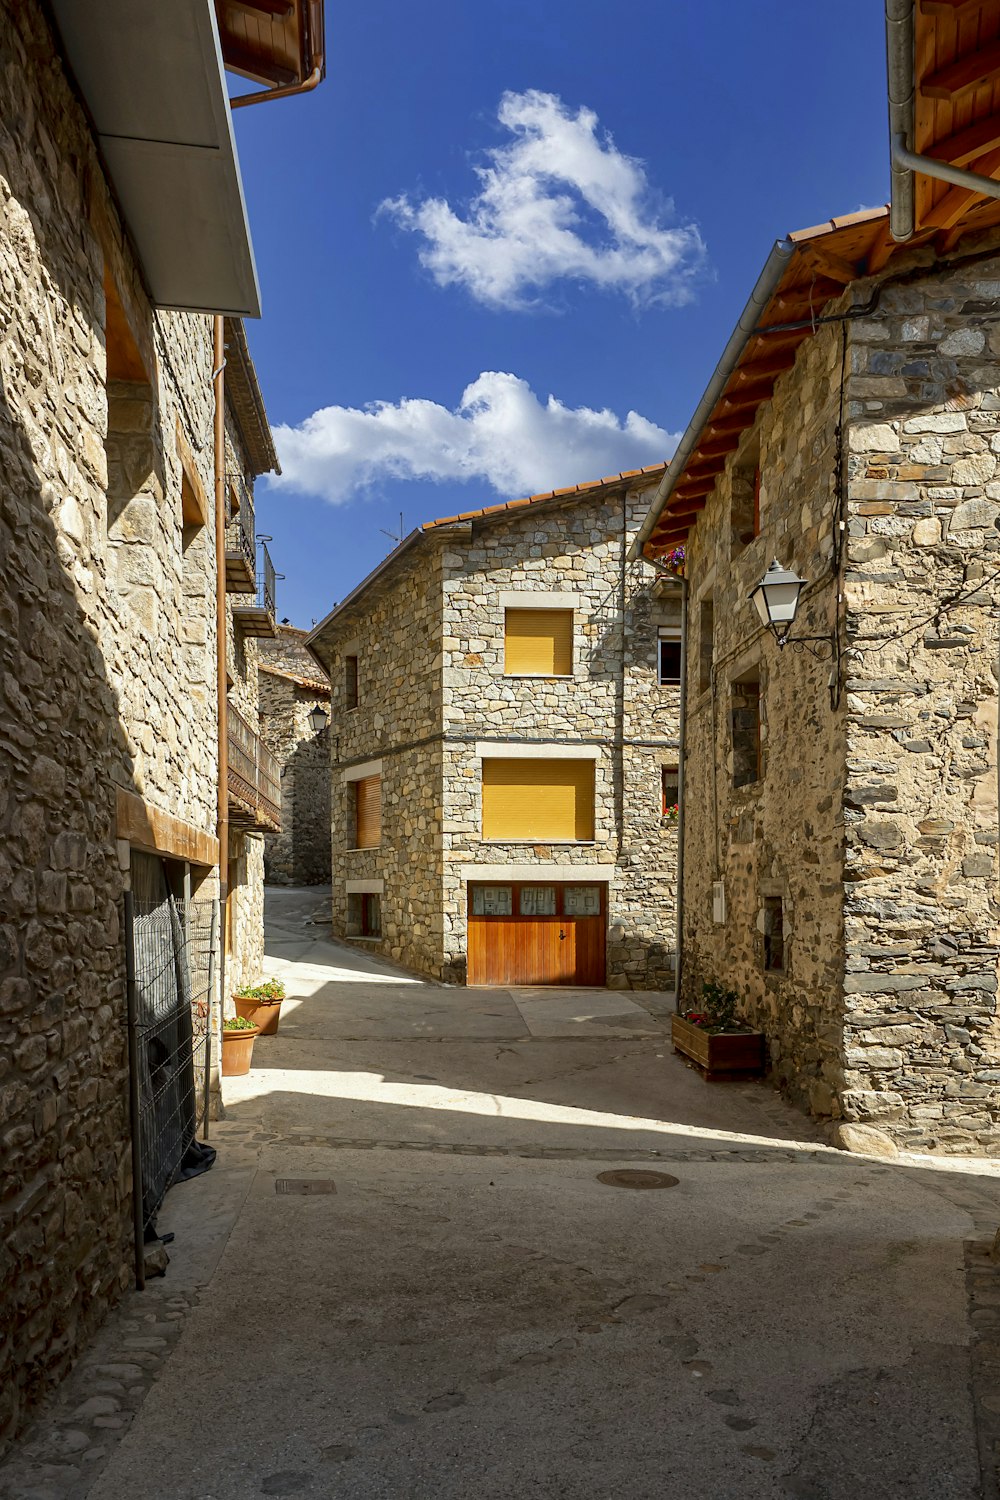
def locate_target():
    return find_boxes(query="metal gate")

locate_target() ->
[124,853,217,1264]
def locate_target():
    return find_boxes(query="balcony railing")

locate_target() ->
[225,473,256,593]
[227,702,281,832]
[231,542,278,638]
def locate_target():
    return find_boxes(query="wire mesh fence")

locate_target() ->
[125,854,218,1247]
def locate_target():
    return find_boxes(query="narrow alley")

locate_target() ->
[4,888,1000,1500]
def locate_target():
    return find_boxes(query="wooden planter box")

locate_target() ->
[671,1013,765,1081]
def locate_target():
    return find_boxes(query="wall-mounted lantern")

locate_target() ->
[308,703,329,734]
[748,559,834,660]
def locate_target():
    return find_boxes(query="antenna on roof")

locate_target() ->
[379,511,404,548]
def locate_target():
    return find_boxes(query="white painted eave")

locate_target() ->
[51,0,261,318]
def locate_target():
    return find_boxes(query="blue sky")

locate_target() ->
[230,0,887,629]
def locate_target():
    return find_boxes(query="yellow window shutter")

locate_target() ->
[504,609,573,676]
[355,775,381,848]
[482,759,594,841]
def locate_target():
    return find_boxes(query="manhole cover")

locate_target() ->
[275,1178,337,1196]
[596,1170,679,1190]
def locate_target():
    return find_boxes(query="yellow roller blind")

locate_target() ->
[504,609,573,676]
[355,775,381,848]
[482,759,594,841]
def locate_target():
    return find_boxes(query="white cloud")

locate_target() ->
[271,371,675,505]
[379,89,705,310]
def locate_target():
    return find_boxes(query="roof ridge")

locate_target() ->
[420,463,668,531]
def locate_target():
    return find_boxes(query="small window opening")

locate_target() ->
[345,655,359,710]
[658,630,682,685]
[661,766,679,818]
[763,895,784,972]
[347,891,382,938]
[731,451,760,554]
[698,595,715,695]
[731,673,762,789]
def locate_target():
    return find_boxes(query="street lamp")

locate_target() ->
[308,702,329,734]
[748,559,834,659]
[748,559,806,644]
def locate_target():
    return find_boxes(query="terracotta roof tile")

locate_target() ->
[419,463,667,532]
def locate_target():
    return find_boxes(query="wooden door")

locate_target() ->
[467,882,606,986]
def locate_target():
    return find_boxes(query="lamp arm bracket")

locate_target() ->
[777,631,835,660]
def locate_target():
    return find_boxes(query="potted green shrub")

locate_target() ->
[221,1014,260,1076]
[233,977,286,1037]
[671,980,765,1080]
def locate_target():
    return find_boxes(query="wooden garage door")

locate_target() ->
[467,882,606,987]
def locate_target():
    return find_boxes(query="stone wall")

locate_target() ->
[676,232,1000,1151]
[440,485,679,988]
[0,0,266,1447]
[227,832,265,991]
[312,482,680,988]
[677,316,848,1119]
[841,245,1000,1152]
[315,540,446,975]
[258,627,331,886]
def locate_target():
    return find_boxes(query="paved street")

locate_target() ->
[4,886,1000,1500]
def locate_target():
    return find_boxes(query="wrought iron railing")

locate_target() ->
[257,541,276,617]
[227,701,281,828]
[225,472,255,583]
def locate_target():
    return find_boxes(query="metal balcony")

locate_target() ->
[225,473,256,594]
[231,541,277,639]
[227,703,281,833]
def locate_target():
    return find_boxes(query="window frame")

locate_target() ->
[661,765,680,818]
[657,629,683,686]
[503,606,575,679]
[480,756,596,844]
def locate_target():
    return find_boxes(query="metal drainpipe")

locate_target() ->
[230,62,323,109]
[213,317,228,1018]
[885,0,915,242]
[674,575,688,1007]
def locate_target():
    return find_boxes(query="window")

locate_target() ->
[731,457,761,553]
[353,774,381,848]
[520,885,556,915]
[347,891,382,937]
[661,766,679,817]
[731,675,761,789]
[345,655,359,710]
[470,885,513,916]
[564,885,601,916]
[658,629,682,685]
[481,758,595,842]
[698,595,714,695]
[763,895,784,972]
[504,608,573,676]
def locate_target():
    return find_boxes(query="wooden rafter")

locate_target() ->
[921,144,1000,229]
[922,39,1000,100]
[795,246,861,286]
[226,0,295,15]
[219,40,297,86]
[926,109,1000,166]
[919,0,986,14]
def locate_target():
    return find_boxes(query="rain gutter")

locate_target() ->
[886,0,1000,244]
[629,237,796,561]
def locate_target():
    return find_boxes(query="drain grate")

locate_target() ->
[275,1178,337,1196]
[596,1169,679,1190]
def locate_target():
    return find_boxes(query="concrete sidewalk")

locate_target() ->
[4,886,1000,1500]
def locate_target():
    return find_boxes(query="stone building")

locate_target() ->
[636,202,1000,1153]
[306,469,681,989]
[258,625,332,885]
[0,0,318,1451]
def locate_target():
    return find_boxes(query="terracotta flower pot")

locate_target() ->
[221,1022,259,1077]
[234,995,283,1036]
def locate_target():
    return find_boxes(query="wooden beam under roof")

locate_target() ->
[796,246,861,285]
[925,109,1000,166]
[922,38,1000,100]
[220,40,297,85]
[922,144,1000,228]
[919,0,985,13]
[228,0,294,15]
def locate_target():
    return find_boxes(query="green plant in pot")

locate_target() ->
[233,977,287,1037]
[671,980,765,1080]
[221,1013,260,1077]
